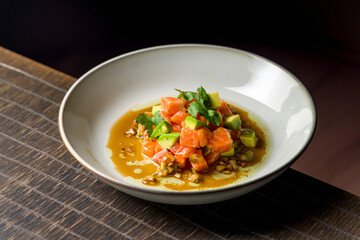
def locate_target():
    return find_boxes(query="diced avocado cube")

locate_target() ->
[152,105,161,116]
[203,146,211,156]
[223,115,242,129]
[184,116,207,130]
[220,147,235,157]
[150,120,173,139]
[240,129,258,148]
[207,92,221,109]
[157,132,180,149]
[242,129,256,137]
[244,150,254,161]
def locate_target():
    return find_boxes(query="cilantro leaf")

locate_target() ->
[187,101,207,118]
[136,113,154,136]
[176,86,222,126]
[177,86,209,109]
[175,89,198,102]
[176,89,187,99]
[207,110,222,126]
[187,102,222,127]
[151,110,163,126]
[196,86,210,109]
[136,110,164,137]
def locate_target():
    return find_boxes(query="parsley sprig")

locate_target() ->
[176,86,222,126]
[136,110,163,137]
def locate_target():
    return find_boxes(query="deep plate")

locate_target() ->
[59,44,316,205]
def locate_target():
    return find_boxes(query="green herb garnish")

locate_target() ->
[136,110,163,137]
[151,110,163,126]
[207,109,222,126]
[176,86,222,126]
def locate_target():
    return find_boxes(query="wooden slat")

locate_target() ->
[0,46,359,240]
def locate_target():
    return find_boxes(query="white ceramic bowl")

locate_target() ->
[59,44,316,205]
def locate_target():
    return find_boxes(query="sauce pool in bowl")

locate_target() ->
[107,103,267,191]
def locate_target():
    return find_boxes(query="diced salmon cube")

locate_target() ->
[198,127,212,147]
[180,128,201,148]
[170,111,189,125]
[171,124,182,133]
[161,97,187,115]
[152,149,174,165]
[142,140,155,158]
[219,99,232,117]
[204,151,220,165]
[207,127,233,153]
[189,150,208,172]
[154,141,163,154]
[160,110,172,122]
[180,127,212,148]
[170,142,196,158]
[174,155,187,168]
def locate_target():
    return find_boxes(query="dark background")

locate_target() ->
[1,1,360,196]
[1,0,360,77]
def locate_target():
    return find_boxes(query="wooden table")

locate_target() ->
[1,46,359,240]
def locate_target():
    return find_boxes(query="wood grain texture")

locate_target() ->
[0,46,359,240]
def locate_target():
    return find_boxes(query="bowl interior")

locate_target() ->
[59,44,316,192]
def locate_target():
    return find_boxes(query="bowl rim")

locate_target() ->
[58,43,317,196]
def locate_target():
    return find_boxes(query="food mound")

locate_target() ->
[126,87,263,186]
